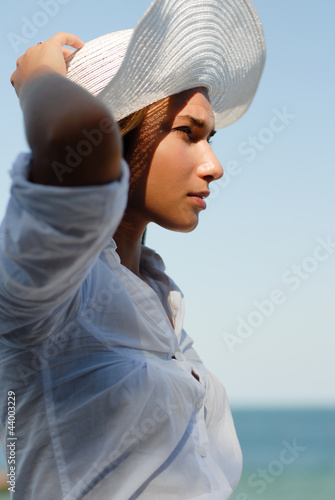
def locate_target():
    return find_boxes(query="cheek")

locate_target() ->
[148,138,191,184]
[146,152,177,197]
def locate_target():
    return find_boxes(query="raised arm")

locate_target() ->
[11,32,122,186]
[0,33,129,336]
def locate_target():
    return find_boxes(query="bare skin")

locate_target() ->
[11,32,122,186]
[114,89,223,276]
[11,33,223,282]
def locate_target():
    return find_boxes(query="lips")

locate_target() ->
[187,191,209,209]
[187,190,210,200]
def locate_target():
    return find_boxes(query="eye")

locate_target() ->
[173,126,194,141]
[208,130,217,144]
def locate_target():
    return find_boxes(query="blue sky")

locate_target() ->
[1,0,334,408]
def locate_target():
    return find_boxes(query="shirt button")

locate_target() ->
[174,352,184,361]
[195,397,204,409]
[198,447,207,458]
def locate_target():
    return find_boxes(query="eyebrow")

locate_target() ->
[177,114,217,138]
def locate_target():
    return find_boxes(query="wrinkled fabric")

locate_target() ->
[0,153,242,500]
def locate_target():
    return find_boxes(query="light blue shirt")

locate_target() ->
[0,153,242,499]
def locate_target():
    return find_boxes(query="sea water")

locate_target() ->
[231,408,335,500]
[0,408,334,499]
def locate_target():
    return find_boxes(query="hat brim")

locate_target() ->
[67,0,266,129]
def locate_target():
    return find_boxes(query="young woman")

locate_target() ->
[1,0,265,498]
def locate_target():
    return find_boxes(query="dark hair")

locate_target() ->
[118,108,148,137]
[117,98,171,245]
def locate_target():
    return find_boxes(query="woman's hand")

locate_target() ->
[10,32,84,98]
[11,31,122,186]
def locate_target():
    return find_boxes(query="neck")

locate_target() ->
[114,211,147,278]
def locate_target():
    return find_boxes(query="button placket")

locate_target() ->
[198,446,207,458]
[194,396,210,462]
[173,351,184,362]
[195,397,204,410]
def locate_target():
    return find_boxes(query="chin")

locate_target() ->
[156,216,199,233]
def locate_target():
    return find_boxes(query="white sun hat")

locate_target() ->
[66,0,266,129]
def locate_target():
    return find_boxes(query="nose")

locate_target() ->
[196,145,223,182]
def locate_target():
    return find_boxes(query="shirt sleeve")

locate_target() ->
[0,153,129,336]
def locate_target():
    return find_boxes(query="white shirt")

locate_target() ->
[0,153,242,500]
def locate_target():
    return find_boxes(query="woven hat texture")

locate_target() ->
[66,0,266,129]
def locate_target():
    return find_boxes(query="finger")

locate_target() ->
[15,54,23,68]
[62,47,78,59]
[10,71,19,96]
[50,32,84,50]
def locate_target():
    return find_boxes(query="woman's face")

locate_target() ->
[125,88,223,233]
